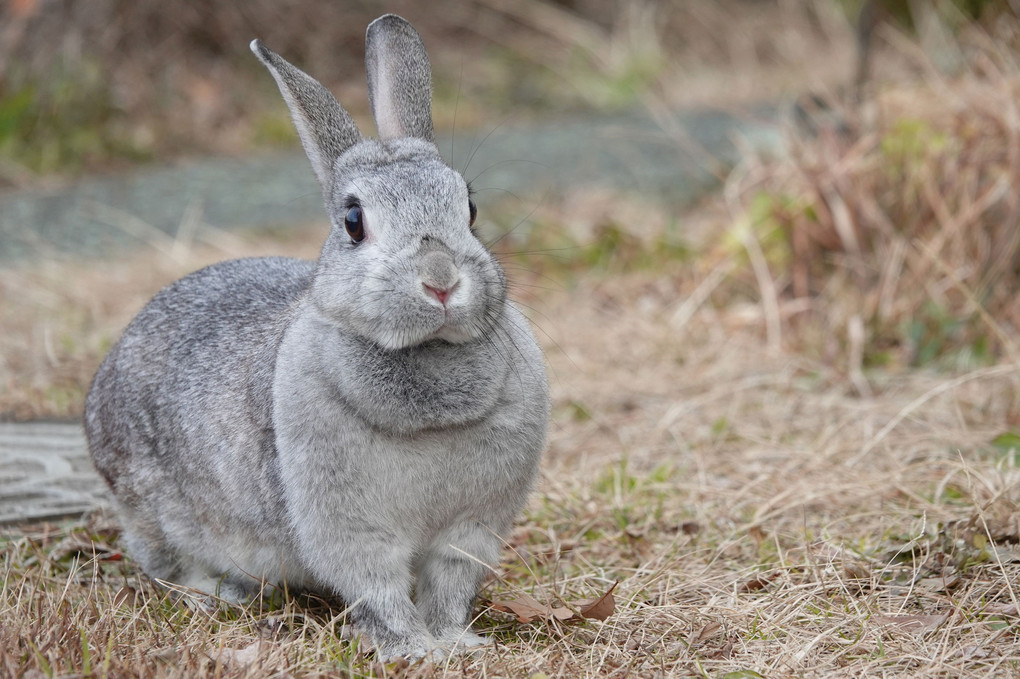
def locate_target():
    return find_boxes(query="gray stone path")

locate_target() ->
[0,108,782,262]
[0,421,108,525]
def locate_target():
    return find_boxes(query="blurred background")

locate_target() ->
[0,0,857,175]
[2,0,1020,419]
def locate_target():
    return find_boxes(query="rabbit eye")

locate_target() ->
[468,198,477,227]
[344,205,365,243]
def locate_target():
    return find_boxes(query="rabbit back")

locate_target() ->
[85,256,315,590]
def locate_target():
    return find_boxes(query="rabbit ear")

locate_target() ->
[365,15,435,143]
[251,40,361,191]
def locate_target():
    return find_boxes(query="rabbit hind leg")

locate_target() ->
[117,511,183,584]
[174,566,262,608]
[117,510,258,605]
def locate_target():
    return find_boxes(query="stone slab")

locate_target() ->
[0,421,109,525]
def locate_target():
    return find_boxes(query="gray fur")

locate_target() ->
[251,39,361,192]
[366,14,435,142]
[85,15,548,661]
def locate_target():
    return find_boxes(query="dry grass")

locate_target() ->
[3,267,1020,676]
[3,134,1020,679]
[711,9,1020,373]
[5,5,1020,676]
[3,246,1020,676]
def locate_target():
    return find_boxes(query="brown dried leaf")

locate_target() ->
[550,605,575,620]
[486,582,617,624]
[574,581,618,621]
[842,562,870,580]
[715,640,735,659]
[680,521,701,535]
[748,525,767,545]
[873,613,947,633]
[915,575,961,593]
[738,574,772,593]
[113,586,137,607]
[690,621,722,645]
[486,593,551,623]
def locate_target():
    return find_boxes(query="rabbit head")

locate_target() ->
[252,15,505,351]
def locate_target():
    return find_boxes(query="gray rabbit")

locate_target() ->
[84,14,548,660]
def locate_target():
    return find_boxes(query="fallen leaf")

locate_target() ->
[257,615,291,638]
[550,605,575,620]
[574,582,617,621]
[680,521,701,535]
[689,621,722,645]
[486,593,551,623]
[843,562,870,580]
[873,613,947,633]
[113,586,137,607]
[485,582,617,623]
[991,544,1020,563]
[915,575,961,593]
[715,640,735,659]
[738,574,772,593]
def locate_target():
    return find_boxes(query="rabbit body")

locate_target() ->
[85,16,548,660]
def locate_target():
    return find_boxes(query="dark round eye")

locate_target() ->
[468,198,477,227]
[344,205,365,242]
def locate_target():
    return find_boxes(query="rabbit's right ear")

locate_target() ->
[251,40,361,192]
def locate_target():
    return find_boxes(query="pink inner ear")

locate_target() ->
[373,60,401,140]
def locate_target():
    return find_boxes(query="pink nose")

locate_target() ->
[423,283,453,306]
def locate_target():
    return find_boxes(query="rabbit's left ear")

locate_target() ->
[365,14,435,143]
[251,40,362,192]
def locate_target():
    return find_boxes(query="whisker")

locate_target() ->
[484,196,549,251]
[460,117,513,176]
[467,158,552,186]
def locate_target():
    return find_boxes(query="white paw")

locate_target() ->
[437,629,489,653]
[374,643,432,663]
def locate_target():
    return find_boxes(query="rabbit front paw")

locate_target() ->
[436,628,489,653]
[352,608,433,661]
[358,627,487,662]
[371,639,433,663]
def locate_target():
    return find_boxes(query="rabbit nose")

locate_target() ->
[423,283,455,305]
[419,249,459,304]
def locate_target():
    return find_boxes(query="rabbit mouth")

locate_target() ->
[357,303,490,350]
[429,317,482,344]
[411,301,479,344]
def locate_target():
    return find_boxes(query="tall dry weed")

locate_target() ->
[719,12,1020,371]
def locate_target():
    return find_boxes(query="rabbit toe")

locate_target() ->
[436,629,488,653]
